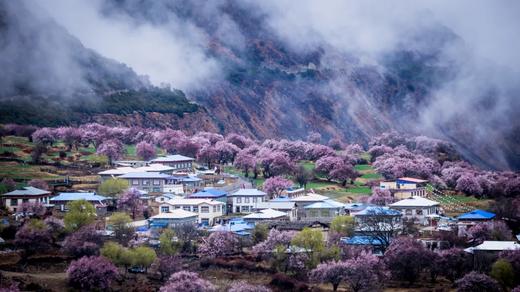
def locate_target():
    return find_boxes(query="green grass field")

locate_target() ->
[0,162,62,180]
[300,161,315,171]
[354,164,373,172]
[345,186,372,194]
[360,173,383,179]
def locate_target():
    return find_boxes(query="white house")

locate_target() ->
[379,177,428,199]
[149,209,198,228]
[1,187,52,213]
[290,193,328,220]
[255,199,298,221]
[149,155,195,171]
[243,208,288,222]
[159,198,224,226]
[389,196,440,224]
[229,189,267,213]
[303,199,345,223]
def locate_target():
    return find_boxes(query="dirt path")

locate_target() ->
[0,270,68,291]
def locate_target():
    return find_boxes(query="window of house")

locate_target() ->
[153,187,161,192]
[10,199,17,206]
[416,209,423,215]
[213,206,217,212]
[142,180,150,185]
[405,209,412,215]
[320,210,330,217]
[241,206,250,212]
[183,206,191,211]
[253,197,257,203]
[153,179,161,185]
[193,206,199,212]
[236,197,242,203]
[310,210,318,217]
[23,198,29,203]
[217,205,221,212]
[132,179,139,185]
[244,197,250,203]
[161,206,170,213]
[201,206,209,213]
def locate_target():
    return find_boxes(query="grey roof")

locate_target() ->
[2,186,50,197]
[255,201,296,210]
[304,199,345,209]
[151,155,195,162]
[230,189,267,197]
[118,172,172,179]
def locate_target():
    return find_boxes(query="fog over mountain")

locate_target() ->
[2,0,519,170]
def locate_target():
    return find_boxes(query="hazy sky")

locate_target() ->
[33,0,520,90]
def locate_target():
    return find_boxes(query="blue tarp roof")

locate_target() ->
[341,235,384,246]
[51,192,107,202]
[191,189,227,198]
[457,209,496,220]
[150,222,168,228]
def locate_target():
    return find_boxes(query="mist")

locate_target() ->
[3,0,520,169]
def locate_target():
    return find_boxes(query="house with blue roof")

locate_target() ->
[353,206,402,242]
[457,210,496,221]
[50,192,109,214]
[340,235,386,255]
[209,218,255,236]
[189,189,228,213]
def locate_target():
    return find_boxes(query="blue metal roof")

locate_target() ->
[341,235,384,246]
[457,209,496,220]
[190,189,227,198]
[51,192,108,202]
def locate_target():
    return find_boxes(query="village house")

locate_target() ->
[50,192,109,215]
[379,177,428,199]
[209,218,255,237]
[148,209,198,229]
[159,197,224,226]
[303,199,345,223]
[117,172,193,193]
[149,154,195,171]
[389,196,440,225]
[254,196,298,221]
[98,164,175,181]
[189,189,228,213]
[456,209,496,237]
[465,241,520,270]
[228,189,267,214]
[243,208,288,222]
[1,186,52,213]
[353,206,402,237]
[340,235,386,256]
[290,193,328,220]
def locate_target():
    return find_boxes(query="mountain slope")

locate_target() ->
[0,1,217,132]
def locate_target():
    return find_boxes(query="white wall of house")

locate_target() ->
[4,196,51,212]
[391,206,438,224]
[231,196,266,213]
[159,202,224,225]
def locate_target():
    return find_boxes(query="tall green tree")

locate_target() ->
[132,246,157,272]
[330,216,355,237]
[108,212,134,245]
[64,200,96,231]
[291,227,325,267]
[98,179,128,197]
[159,229,178,256]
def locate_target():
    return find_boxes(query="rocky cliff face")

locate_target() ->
[1,1,519,170]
